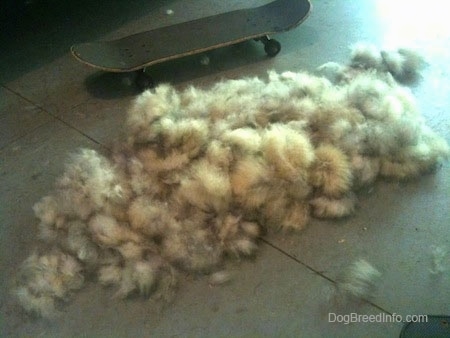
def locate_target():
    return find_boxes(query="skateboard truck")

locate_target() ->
[135,70,154,91]
[255,36,282,57]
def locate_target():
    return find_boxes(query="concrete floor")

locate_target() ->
[1,0,449,336]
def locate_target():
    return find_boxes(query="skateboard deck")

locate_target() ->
[71,0,311,73]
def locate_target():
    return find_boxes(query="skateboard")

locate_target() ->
[71,0,311,89]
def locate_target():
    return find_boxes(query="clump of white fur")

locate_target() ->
[14,43,448,318]
[334,259,381,303]
[208,270,232,286]
[429,246,447,275]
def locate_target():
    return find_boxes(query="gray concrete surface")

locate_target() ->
[1,0,449,336]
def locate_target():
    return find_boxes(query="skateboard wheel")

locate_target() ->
[264,39,281,57]
[135,71,154,91]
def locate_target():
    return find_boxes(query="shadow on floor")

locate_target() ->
[0,0,171,83]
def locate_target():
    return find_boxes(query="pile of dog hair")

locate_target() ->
[14,44,448,317]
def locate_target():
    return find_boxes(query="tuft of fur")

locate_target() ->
[261,124,314,181]
[161,223,223,273]
[334,259,381,302]
[347,43,425,85]
[128,197,172,237]
[280,200,311,231]
[381,48,426,84]
[98,256,176,299]
[214,214,260,257]
[176,159,231,213]
[350,43,384,70]
[33,149,131,227]
[89,214,140,247]
[230,155,272,210]
[350,155,380,188]
[315,62,347,84]
[33,196,60,227]
[221,127,262,154]
[114,260,158,298]
[322,43,425,87]
[309,145,352,197]
[98,264,123,286]
[310,193,357,218]
[209,270,232,286]
[429,246,447,275]
[66,220,99,265]
[127,84,181,144]
[14,251,84,317]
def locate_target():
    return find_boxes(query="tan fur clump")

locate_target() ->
[176,159,232,213]
[99,257,177,300]
[309,145,352,197]
[89,214,140,247]
[221,128,262,155]
[310,193,357,218]
[128,197,172,237]
[379,127,449,180]
[14,43,449,318]
[230,155,271,209]
[33,149,131,228]
[66,220,100,264]
[159,117,210,158]
[161,223,223,273]
[136,147,190,174]
[261,124,314,181]
[112,260,157,298]
[204,140,233,171]
[15,251,84,318]
[280,201,311,231]
[33,196,60,228]
[350,155,380,188]
[214,214,260,257]
[127,84,181,144]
